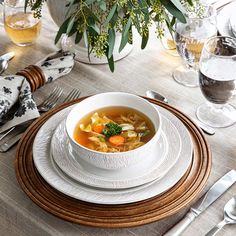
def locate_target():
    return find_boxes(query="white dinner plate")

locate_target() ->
[50,113,181,189]
[217,1,236,37]
[33,104,192,204]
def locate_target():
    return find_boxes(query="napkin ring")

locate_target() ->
[16,65,46,92]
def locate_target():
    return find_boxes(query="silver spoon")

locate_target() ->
[0,52,15,75]
[205,196,236,236]
[146,90,215,135]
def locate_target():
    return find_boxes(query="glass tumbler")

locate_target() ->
[3,0,41,46]
[197,36,236,128]
[173,4,217,87]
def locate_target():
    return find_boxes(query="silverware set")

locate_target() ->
[146,91,236,235]
[205,196,236,236]
[0,87,81,152]
[164,170,236,236]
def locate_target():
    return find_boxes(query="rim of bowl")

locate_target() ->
[65,92,162,156]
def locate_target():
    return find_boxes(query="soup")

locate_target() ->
[73,106,155,153]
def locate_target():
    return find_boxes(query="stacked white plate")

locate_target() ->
[217,1,236,37]
[33,104,193,205]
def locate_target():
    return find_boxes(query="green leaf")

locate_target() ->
[105,4,117,25]
[160,0,186,23]
[109,11,118,28]
[55,17,71,44]
[99,1,106,11]
[119,32,129,53]
[84,5,100,23]
[24,0,29,12]
[31,0,42,10]
[66,16,76,35]
[139,0,149,14]
[87,15,99,35]
[144,12,149,23]
[133,13,141,33]
[75,31,83,44]
[170,16,176,27]
[170,0,186,14]
[119,17,132,53]
[186,0,193,6]
[141,30,149,49]
[65,0,77,18]
[83,31,88,48]
[67,20,79,37]
[90,23,100,34]
[88,26,98,37]
[123,17,132,36]
[139,0,148,7]
[108,55,114,72]
[108,28,115,58]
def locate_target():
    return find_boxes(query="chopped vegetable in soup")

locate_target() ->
[74,107,155,153]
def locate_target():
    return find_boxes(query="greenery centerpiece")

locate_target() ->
[25,0,193,71]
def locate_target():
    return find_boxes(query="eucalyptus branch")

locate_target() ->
[25,0,195,72]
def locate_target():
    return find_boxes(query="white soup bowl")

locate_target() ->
[66,92,162,170]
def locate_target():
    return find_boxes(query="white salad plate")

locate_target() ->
[33,104,193,205]
[50,112,181,189]
[217,1,236,37]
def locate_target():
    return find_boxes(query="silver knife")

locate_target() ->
[0,132,23,152]
[164,170,236,236]
[0,120,34,152]
[0,52,15,62]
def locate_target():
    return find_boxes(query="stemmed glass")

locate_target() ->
[173,4,217,87]
[197,36,236,128]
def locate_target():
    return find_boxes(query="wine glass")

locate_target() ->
[173,4,217,87]
[197,36,236,128]
[3,0,41,46]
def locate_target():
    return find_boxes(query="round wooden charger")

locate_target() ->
[15,97,211,228]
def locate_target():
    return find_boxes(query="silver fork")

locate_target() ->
[0,88,81,152]
[62,89,81,103]
[0,86,63,141]
[37,86,63,112]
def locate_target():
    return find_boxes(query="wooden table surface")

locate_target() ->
[0,6,236,236]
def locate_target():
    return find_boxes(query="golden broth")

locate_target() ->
[74,106,155,153]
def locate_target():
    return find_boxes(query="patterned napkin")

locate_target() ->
[0,51,75,133]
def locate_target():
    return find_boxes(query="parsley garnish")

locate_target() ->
[102,122,122,138]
